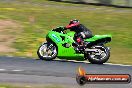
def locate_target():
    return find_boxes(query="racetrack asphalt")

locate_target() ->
[0,56,131,88]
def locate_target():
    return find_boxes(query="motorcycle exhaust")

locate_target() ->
[85,48,98,52]
[85,46,110,52]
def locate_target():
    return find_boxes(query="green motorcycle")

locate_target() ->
[37,26,112,64]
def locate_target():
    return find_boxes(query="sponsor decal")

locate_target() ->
[52,34,60,42]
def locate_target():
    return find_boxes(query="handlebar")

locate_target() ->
[52,26,66,34]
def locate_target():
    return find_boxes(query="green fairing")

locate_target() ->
[47,31,83,60]
[85,35,112,42]
[46,27,112,60]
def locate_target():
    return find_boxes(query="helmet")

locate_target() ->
[66,19,80,29]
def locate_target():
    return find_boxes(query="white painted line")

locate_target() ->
[55,58,62,60]
[55,59,90,63]
[20,57,26,59]
[12,70,24,72]
[70,60,89,63]
[6,56,131,67]
[0,69,6,71]
[0,69,24,72]
[67,60,77,62]
[55,59,132,66]
[105,63,132,67]
[7,55,14,57]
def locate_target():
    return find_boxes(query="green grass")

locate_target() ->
[0,0,132,64]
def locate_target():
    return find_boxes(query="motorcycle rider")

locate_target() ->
[53,19,93,51]
[65,19,93,50]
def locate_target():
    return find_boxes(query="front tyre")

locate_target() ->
[86,46,110,64]
[37,42,57,61]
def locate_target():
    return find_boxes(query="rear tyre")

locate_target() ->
[37,42,57,61]
[85,46,110,64]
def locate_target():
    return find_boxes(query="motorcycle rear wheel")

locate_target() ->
[85,45,110,64]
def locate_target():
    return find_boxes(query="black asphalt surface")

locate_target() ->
[0,56,131,88]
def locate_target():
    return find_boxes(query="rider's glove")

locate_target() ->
[53,26,66,31]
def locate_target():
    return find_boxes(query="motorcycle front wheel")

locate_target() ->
[37,42,57,61]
